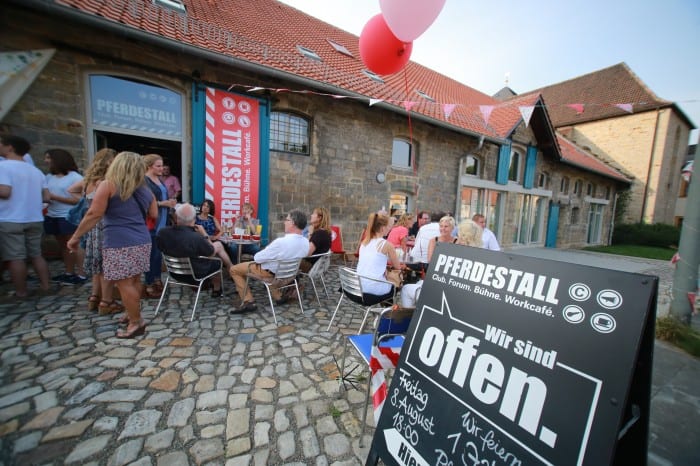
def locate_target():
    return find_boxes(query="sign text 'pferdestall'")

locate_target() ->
[370,243,656,466]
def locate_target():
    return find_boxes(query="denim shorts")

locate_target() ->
[44,216,77,236]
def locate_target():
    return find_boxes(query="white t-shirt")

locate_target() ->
[46,171,83,218]
[482,227,501,251]
[0,160,47,223]
[413,222,440,263]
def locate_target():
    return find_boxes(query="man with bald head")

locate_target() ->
[156,203,223,297]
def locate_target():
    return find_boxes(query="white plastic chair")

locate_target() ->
[299,251,332,307]
[155,254,223,321]
[242,258,304,325]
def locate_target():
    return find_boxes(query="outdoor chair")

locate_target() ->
[330,225,355,266]
[299,250,332,307]
[155,254,223,321]
[242,257,304,325]
[326,266,397,334]
[337,305,414,445]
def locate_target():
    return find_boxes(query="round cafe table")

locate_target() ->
[220,235,261,263]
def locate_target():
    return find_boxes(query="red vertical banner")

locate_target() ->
[204,87,260,225]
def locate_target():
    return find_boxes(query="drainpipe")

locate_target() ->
[608,191,618,245]
[640,108,663,223]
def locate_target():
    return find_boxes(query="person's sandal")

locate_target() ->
[88,295,101,311]
[116,321,146,339]
[144,285,161,299]
[98,300,124,315]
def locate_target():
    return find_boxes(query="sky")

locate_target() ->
[279,0,700,145]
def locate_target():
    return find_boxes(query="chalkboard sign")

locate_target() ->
[368,243,657,466]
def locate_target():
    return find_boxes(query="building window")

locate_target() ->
[392,138,412,168]
[508,150,521,182]
[389,193,412,217]
[465,155,480,176]
[512,194,546,245]
[296,46,321,61]
[459,187,504,240]
[537,171,549,189]
[573,179,582,196]
[586,183,595,196]
[560,176,570,194]
[270,112,310,155]
[605,186,611,200]
[587,204,604,244]
[571,206,580,224]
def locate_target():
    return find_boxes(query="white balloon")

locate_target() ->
[379,0,447,42]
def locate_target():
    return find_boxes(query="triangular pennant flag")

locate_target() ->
[402,101,416,112]
[442,103,457,119]
[369,98,383,106]
[247,86,264,92]
[519,106,535,127]
[479,105,494,126]
[615,103,633,113]
[566,103,585,114]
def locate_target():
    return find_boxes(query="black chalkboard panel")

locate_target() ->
[368,243,656,466]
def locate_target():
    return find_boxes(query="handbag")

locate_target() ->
[385,268,404,289]
[66,196,88,226]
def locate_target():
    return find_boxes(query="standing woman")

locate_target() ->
[300,206,332,273]
[43,149,86,285]
[356,212,402,301]
[67,148,122,312]
[143,154,176,298]
[67,152,156,338]
[426,215,457,264]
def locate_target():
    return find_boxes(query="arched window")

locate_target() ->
[537,171,549,189]
[560,176,570,194]
[573,179,582,196]
[392,138,412,168]
[465,155,480,176]
[270,111,310,155]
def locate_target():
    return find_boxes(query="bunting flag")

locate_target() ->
[370,345,401,423]
[369,98,383,106]
[615,103,634,113]
[402,101,417,112]
[0,49,55,121]
[479,105,494,126]
[331,95,348,99]
[443,103,457,119]
[519,106,535,127]
[247,86,264,92]
[566,103,585,114]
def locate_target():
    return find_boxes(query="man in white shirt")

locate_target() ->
[229,209,309,313]
[473,214,501,251]
[413,211,445,267]
[0,134,51,299]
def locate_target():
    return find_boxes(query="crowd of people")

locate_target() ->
[1,132,503,335]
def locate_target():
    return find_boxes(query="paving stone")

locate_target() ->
[13,431,42,454]
[0,401,30,423]
[64,434,111,463]
[253,421,270,446]
[118,409,161,439]
[107,437,143,466]
[145,428,175,452]
[189,438,224,464]
[42,419,94,442]
[93,416,119,432]
[277,431,296,460]
[167,398,195,427]
[226,408,250,439]
[323,433,351,458]
[0,386,42,409]
[156,451,189,466]
[21,406,63,430]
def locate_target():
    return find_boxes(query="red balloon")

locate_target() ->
[359,14,413,75]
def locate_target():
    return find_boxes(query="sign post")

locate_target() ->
[368,243,656,466]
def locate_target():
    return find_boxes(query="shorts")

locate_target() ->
[103,243,151,281]
[44,216,77,236]
[0,221,44,261]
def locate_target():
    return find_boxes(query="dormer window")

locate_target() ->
[297,46,321,62]
[327,40,353,57]
[415,90,435,102]
[154,0,186,13]
[362,69,384,84]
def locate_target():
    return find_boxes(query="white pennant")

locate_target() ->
[519,106,535,127]
[479,105,494,126]
[369,98,383,106]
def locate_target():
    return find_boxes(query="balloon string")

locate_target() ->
[403,68,418,206]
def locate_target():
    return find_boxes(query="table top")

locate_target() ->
[219,236,261,245]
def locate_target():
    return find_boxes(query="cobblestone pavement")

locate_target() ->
[0,252,698,465]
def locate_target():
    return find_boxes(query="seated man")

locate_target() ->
[229,209,309,314]
[156,203,223,297]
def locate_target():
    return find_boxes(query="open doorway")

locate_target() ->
[94,130,184,200]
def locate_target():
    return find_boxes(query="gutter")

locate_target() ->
[640,107,663,222]
[12,0,504,145]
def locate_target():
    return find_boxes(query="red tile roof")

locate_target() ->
[518,63,691,127]
[48,0,628,181]
[556,134,631,183]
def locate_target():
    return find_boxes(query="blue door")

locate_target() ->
[545,202,560,248]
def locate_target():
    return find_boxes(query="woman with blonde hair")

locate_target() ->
[299,206,332,273]
[68,152,157,338]
[387,213,413,251]
[457,219,484,247]
[400,218,483,309]
[67,148,122,313]
[426,215,457,263]
[357,212,402,300]
[143,154,177,297]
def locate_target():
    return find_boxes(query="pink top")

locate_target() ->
[386,225,408,248]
